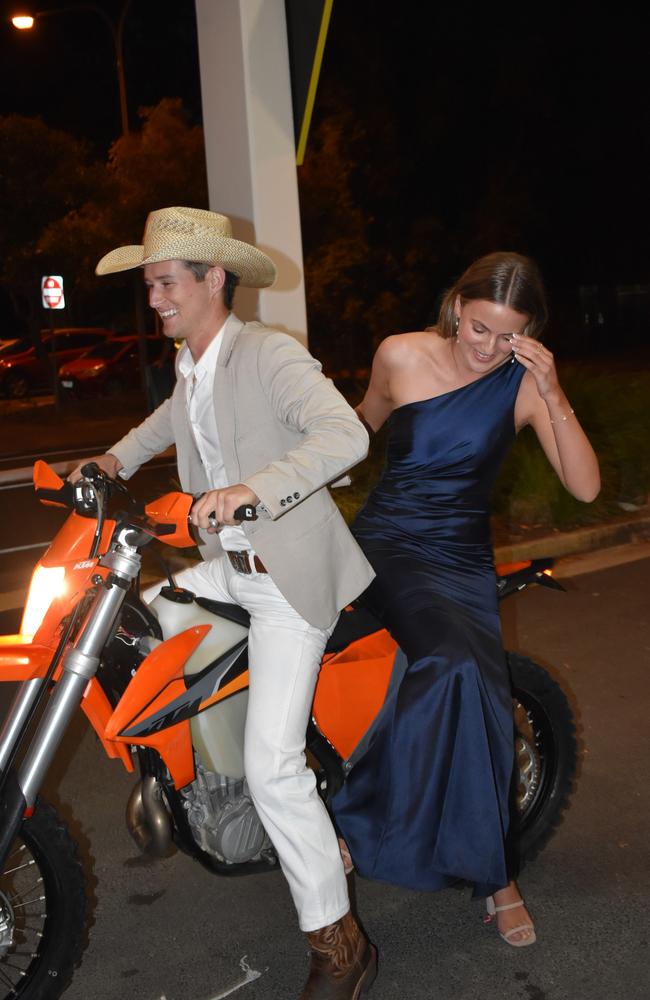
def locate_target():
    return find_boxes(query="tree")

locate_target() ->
[0,115,103,331]
[298,93,446,371]
[37,98,208,329]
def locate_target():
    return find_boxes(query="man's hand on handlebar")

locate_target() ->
[191,485,259,532]
[68,453,123,483]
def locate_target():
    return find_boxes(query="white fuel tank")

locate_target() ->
[149,591,249,780]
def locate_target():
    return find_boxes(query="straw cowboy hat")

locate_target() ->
[95,206,276,288]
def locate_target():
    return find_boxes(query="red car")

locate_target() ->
[58,335,172,398]
[0,327,114,399]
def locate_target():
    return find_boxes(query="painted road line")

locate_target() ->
[0,457,177,486]
[207,956,263,999]
[0,444,113,466]
[0,482,37,491]
[0,461,77,485]
[152,957,263,1000]
[0,542,50,556]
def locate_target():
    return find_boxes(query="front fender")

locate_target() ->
[0,636,53,681]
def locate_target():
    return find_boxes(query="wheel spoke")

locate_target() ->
[3,860,36,878]
[10,897,46,911]
[0,966,17,987]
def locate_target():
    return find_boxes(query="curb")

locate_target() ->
[493,511,650,563]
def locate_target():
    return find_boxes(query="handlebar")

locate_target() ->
[34,461,259,544]
[208,504,258,529]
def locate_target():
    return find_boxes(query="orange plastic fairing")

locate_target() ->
[33,460,67,506]
[0,635,52,681]
[40,512,115,568]
[81,679,134,771]
[106,625,211,789]
[495,560,531,577]
[312,628,397,761]
[144,492,194,548]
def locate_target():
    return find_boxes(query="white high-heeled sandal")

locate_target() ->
[485,895,537,947]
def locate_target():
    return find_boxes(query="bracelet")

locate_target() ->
[549,408,574,425]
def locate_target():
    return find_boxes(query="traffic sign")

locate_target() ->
[41,275,65,310]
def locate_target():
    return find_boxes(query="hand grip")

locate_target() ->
[234,504,258,521]
[207,504,258,529]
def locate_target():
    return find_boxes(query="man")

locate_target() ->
[72,206,377,999]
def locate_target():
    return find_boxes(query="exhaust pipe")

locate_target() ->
[126,775,172,856]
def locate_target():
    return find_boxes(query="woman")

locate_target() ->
[332,252,599,946]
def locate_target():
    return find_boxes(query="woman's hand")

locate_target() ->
[514,337,600,503]
[511,333,561,402]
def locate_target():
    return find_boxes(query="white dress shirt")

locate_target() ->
[178,320,249,552]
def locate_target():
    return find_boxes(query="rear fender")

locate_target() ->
[497,558,565,599]
[312,627,397,761]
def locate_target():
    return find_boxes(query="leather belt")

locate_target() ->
[227,550,267,575]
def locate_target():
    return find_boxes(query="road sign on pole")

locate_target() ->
[41,275,65,310]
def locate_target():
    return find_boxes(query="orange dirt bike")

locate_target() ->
[0,461,576,998]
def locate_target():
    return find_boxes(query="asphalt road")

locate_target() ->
[0,549,642,1000]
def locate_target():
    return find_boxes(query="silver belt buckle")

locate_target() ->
[231,551,252,574]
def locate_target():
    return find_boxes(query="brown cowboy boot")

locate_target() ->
[300,910,378,999]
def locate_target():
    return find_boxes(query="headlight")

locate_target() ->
[20,565,66,638]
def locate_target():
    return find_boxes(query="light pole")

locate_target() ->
[11,1,132,136]
[10,1,165,410]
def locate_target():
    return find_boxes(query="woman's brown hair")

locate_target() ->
[437,252,548,340]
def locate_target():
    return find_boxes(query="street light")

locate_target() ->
[11,2,132,136]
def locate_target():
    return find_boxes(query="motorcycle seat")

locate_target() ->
[194,596,251,628]
[325,605,384,654]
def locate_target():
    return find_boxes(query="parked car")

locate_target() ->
[0,327,114,399]
[58,335,171,398]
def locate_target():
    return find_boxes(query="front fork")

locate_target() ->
[0,542,141,868]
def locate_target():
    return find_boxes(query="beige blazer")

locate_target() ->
[110,315,375,627]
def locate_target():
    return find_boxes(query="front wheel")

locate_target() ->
[0,799,87,999]
[508,652,577,865]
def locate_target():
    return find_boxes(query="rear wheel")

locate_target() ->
[508,652,577,864]
[0,800,87,999]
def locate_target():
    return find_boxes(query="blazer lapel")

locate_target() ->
[171,357,204,491]
[213,313,244,482]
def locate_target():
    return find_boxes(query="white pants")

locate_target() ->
[143,555,349,932]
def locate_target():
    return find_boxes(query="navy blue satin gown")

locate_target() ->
[332,357,525,897]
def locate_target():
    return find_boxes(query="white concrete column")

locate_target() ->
[195,0,307,345]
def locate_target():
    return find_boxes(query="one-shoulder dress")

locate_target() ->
[332,356,526,897]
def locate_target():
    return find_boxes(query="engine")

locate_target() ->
[179,762,274,865]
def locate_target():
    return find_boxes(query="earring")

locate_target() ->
[454,316,460,334]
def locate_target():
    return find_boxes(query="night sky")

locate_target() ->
[311,6,650,344]
[0,0,202,144]
[1,2,648,356]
